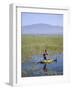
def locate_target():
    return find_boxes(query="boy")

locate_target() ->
[43,49,48,60]
[43,49,48,72]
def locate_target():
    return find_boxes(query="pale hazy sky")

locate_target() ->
[21,12,63,27]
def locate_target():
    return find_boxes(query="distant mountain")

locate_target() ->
[21,24,63,35]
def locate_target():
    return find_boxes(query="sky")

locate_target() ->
[21,12,63,27]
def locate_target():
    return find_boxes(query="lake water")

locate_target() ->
[22,53,63,77]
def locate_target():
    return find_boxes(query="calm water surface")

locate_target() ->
[22,53,63,77]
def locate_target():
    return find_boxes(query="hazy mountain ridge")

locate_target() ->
[22,24,63,35]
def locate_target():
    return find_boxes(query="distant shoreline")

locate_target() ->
[21,34,63,36]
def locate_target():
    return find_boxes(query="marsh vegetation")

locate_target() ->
[21,35,63,63]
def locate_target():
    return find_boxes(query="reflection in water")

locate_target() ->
[22,53,63,77]
[43,64,47,72]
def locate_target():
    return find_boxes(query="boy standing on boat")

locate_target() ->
[43,49,48,72]
[43,49,48,60]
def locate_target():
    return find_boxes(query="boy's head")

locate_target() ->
[45,49,47,52]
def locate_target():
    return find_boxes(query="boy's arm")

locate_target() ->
[46,52,48,55]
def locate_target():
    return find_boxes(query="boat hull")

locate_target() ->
[39,59,57,64]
